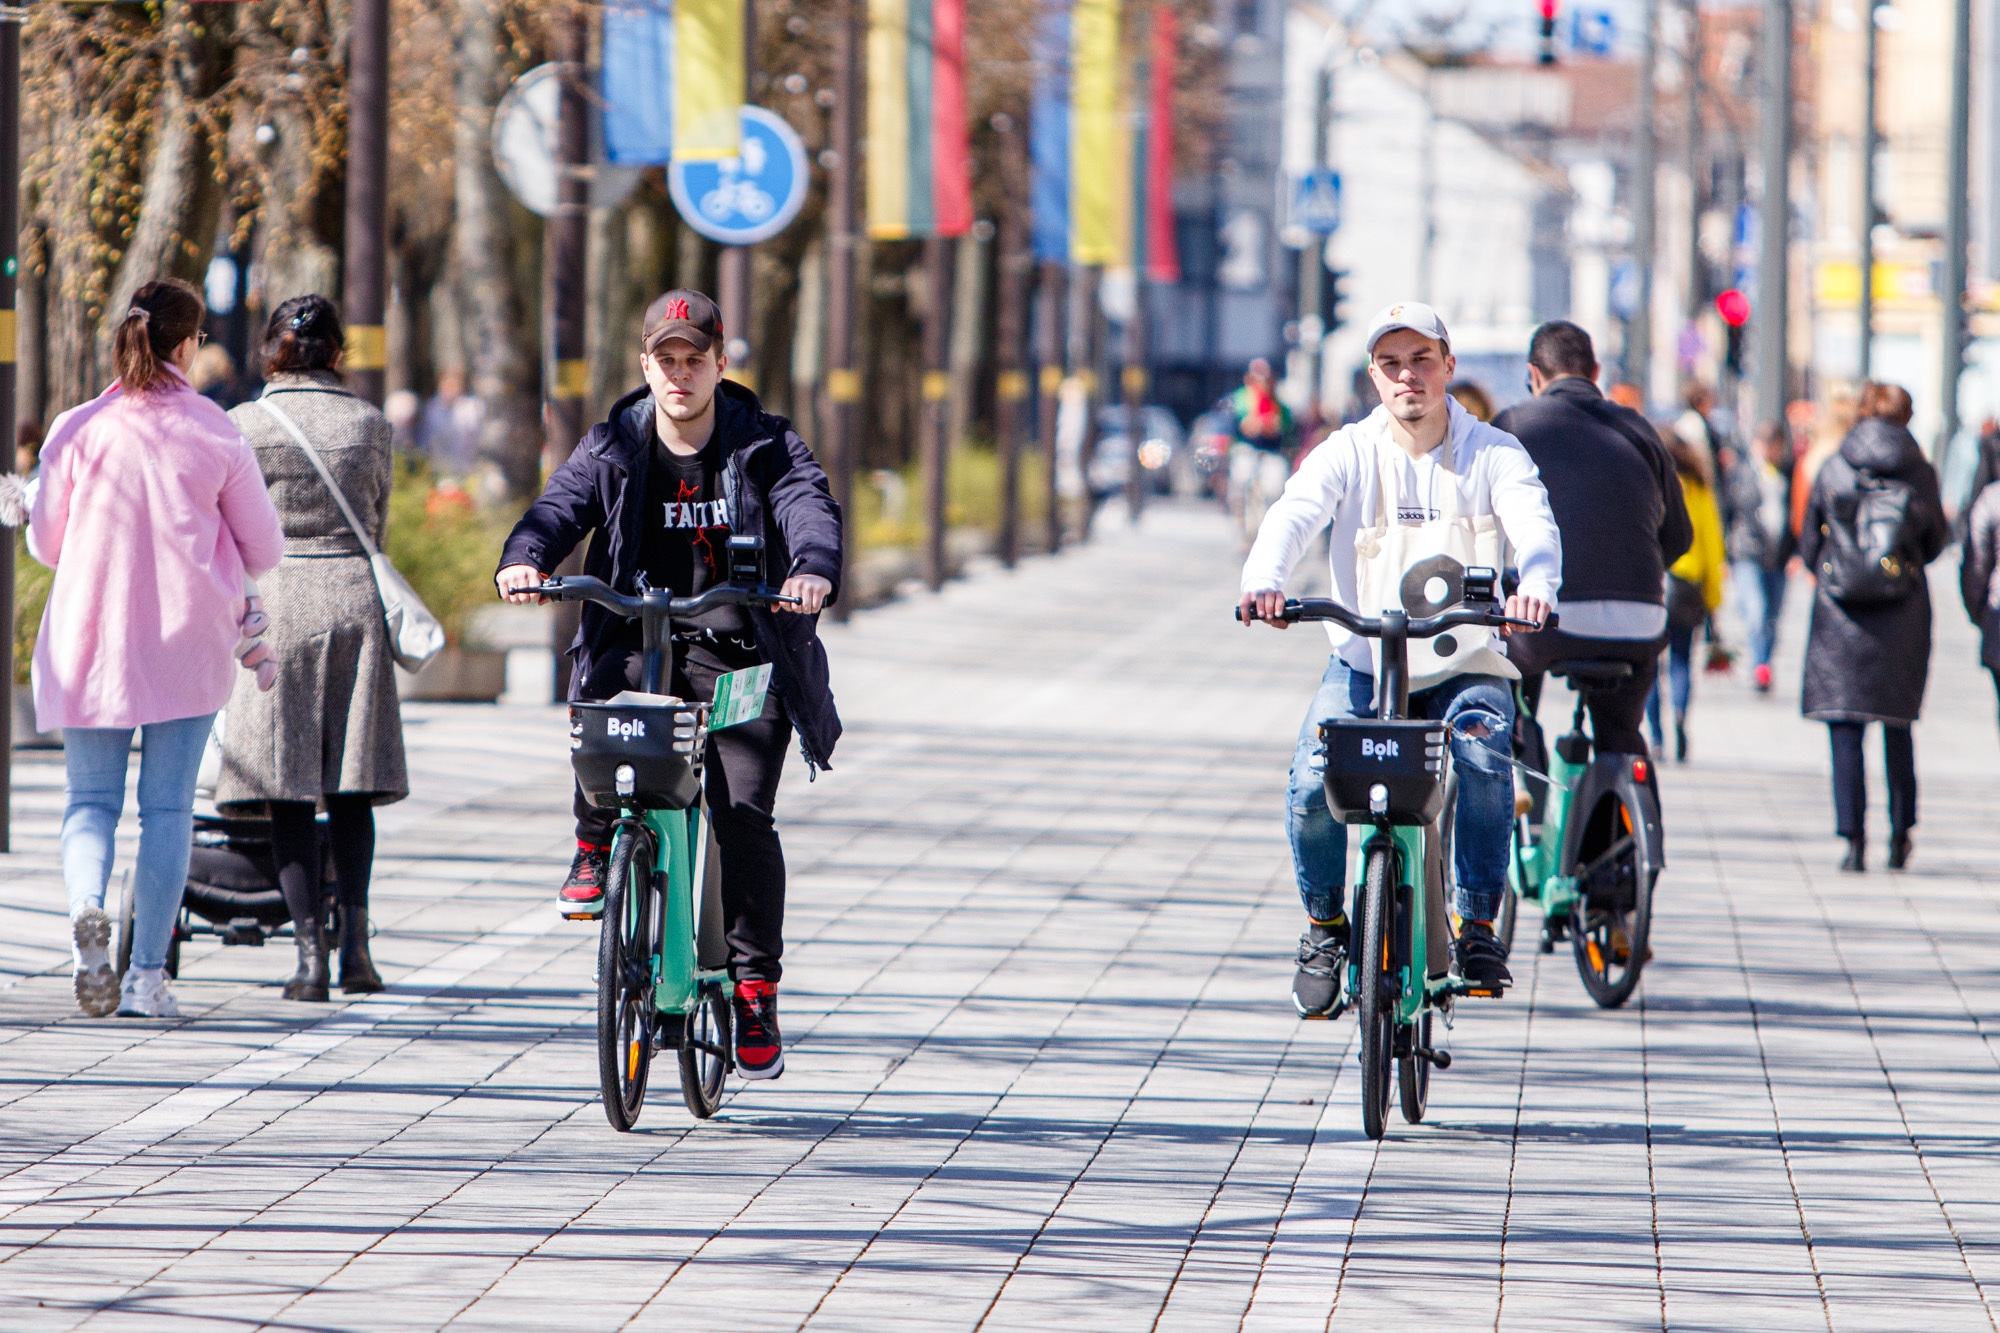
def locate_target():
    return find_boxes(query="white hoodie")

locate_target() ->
[1240,396,1563,676]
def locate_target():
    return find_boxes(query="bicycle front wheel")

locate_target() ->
[1570,789,1656,1009]
[1357,844,1396,1142]
[597,828,658,1131]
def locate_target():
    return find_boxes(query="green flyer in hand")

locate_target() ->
[709,663,772,730]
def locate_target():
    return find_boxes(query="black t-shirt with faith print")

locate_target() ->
[639,436,755,646]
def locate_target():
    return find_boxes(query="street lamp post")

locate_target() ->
[1938,0,1970,457]
[1630,0,1657,401]
[1858,0,1880,380]
[823,5,860,620]
[0,7,19,850]
[1755,0,1791,430]
[342,0,389,407]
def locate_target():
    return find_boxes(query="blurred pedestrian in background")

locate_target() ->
[1791,387,1855,540]
[1224,358,1296,550]
[1958,465,2000,728]
[1723,420,1796,692]
[16,419,42,477]
[217,295,408,1001]
[1647,432,1725,762]
[418,368,483,477]
[1447,380,1494,422]
[1674,382,1723,476]
[30,278,284,1018]
[190,343,249,410]
[1798,381,1947,873]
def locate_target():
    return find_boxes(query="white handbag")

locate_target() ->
[254,396,446,673]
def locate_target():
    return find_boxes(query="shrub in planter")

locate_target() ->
[381,458,510,649]
[14,530,50,686]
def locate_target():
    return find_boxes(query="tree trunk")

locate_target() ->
[453,0,541,498]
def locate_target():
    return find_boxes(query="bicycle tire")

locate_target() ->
[1570,789,1655,1009]
[679,987,732,1119]
[597,828,657,1131]
[1358,844,1396,1142]
[1398,1009,1432,1123]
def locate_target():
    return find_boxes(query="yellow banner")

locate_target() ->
[1815,261,1933,309]
[674,0,744,161]
[344,324,386,371]
[1069,0,1121,266]
[866,0,912,239]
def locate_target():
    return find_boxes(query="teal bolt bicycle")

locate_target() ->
[1503,660,1664,1008]
[1241,567,1540,1140]
[535,541,796,1130]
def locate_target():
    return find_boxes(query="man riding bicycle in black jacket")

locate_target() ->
[1492,321,1693,758]
[495,289,843,1081]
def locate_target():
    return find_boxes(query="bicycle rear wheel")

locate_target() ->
[679,987,733,1119]
[597,828,658,1131]
[1357,845,1396,1142]
[1398,1009,1432,1123]
[1570,790,1656,1009]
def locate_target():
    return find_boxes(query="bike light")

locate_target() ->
[1137,440,1170,469]
[1632,758,1649,783]
[1369,783,1389,814]
[616,764,636,797]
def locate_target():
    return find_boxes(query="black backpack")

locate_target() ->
[1818,472,1922,605]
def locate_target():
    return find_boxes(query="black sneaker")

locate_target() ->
[732,978,784,1079]
[557,843,609,918]
[1455,920,1512,993]
[1292,920,1347,1018]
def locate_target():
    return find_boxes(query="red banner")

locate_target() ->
[1145,6,1179,284]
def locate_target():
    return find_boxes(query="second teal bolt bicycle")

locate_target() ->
[536,538,796,1130]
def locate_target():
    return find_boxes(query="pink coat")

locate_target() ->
[30,373,285,730]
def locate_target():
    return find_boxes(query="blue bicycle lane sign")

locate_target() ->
[668,105,810,246]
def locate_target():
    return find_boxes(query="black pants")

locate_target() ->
[574,646,792,985]
[1509,628,1664,757]
[269,795,376,932]
[1828,720,1916,840]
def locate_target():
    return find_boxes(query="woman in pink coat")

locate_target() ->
[30,279,284,1019]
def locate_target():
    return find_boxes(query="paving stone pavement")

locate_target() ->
[0,502,1995,1332]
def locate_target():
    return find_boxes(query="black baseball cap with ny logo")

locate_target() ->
[642,289,724,355]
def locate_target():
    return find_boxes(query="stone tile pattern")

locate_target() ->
[0,507,1993,1331]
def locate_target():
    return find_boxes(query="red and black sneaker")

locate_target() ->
[557,842,610,919]
[731,978,784,1079]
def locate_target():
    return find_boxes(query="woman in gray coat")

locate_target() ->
[1959,477,2000,725]
[1797,381,1947,873]
[218,295,408,999]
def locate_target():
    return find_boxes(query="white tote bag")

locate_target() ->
[254,397,446,673]
[1353,425,1517,690]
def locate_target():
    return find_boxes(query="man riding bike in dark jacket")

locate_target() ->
[495,289,842,1080]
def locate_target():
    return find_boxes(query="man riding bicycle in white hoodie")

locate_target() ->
[1238,303,1562,1014]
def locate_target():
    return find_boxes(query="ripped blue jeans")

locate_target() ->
[1287,658,1515,924]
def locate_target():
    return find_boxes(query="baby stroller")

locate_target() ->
[115,715,341,979]
[117,814,341,979]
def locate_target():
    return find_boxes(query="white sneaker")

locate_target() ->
[117,966,180,1019]
[72,909,118,1017]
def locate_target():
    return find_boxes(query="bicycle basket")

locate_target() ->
[1319,719,1447,824]
[571,700,707,810]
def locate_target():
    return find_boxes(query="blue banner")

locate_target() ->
[604,0,676,166]
[1029,1,1071,263]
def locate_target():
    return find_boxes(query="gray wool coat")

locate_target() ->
[215,372,409,812]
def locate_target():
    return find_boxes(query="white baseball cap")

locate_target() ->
[1365,302,1451,355]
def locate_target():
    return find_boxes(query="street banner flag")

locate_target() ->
[1068,0,1121,266]
[605,0,675,166]
[866,0,972,240]
[1029,1,1071,263]
[1144,6,1180,284]
[674,0,742,161]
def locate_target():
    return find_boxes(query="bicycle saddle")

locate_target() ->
[1549,659,1634,683]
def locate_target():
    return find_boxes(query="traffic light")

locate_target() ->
[1538,0,1559,64]
[1717,288,1749,374]
[1320,265,1351,331]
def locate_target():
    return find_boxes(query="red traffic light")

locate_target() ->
[1538,0,1558,18]
[1716,289,1751,326]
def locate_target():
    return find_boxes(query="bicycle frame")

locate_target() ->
[1357,823,1458,1025]
[631,803,729,1019]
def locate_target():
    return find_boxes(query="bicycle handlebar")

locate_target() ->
[532,574,801,617]
[1234,598,1550,637]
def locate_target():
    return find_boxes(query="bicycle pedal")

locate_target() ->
[560,905,605,922]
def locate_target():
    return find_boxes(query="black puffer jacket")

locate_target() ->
[498,380,844,768]
[1797,418,1948,724]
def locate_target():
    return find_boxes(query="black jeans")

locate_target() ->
[574,645,792,985]
[269,795,376,932]
[1828,720,1916,840]
[1509,628,1664,757]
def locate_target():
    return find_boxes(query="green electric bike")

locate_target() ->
[536,538,796,1130]
[1242,566,1539,1141]
[1502,661,1663,1009]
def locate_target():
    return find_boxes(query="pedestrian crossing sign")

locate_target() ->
[1289,171,1342,236]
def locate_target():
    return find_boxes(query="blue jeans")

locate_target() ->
[1286,659,1515,924]
[62,713,215,971]
[1733,560,1787,668]
[1646,622,1697,741]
